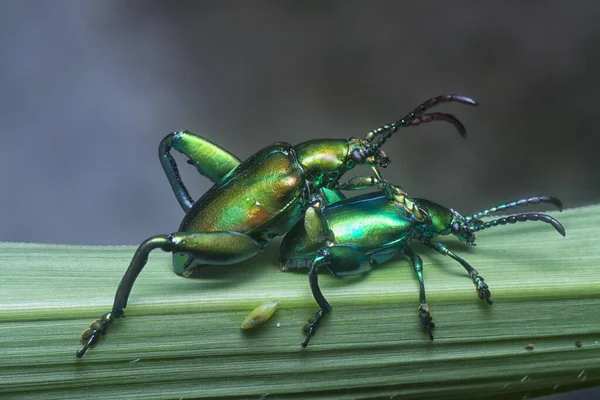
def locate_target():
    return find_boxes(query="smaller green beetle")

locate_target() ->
[279,181,566,346]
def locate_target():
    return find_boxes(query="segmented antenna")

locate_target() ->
[362,94,478,161]
[466,196,563,222]
[468,212,566,237]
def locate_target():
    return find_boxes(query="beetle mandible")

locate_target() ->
[77,94,477,357]
[279,179,565,346]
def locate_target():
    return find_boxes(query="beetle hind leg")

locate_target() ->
[77,312,114,358]
[77,231,264,358]
[77,235,173,358]
[159,131,241,212]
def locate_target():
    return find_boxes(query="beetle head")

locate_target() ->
[449,209,477,246]
[412,199,477,245]
[347,137,391,168]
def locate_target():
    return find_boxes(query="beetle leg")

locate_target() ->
[159,131,241,212]
[337,174,386,191]
[336,165,397,193]
[169,231,265,275]
[336,175,426,222]
[303,195,335,244]
[77,235,172,358]
[77,231,264,357]
[318,187,346,205]
[404,247,435,340]
[303,245,371,347]
[424,241,493,305]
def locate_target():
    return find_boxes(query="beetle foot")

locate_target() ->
[301,309,324,348]
[472,274,493,305]
[76,311,115,358]
[418,304,435,340]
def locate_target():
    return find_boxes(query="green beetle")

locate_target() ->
[77,94,477,357]
[279,181,565,346]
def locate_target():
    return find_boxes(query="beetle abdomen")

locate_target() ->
[325,194,414,250]
[180,143,305,237]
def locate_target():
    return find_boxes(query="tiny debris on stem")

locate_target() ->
[241,300,280,329]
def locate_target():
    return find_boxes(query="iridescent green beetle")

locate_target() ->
[279,181,565,346]
[77,94,477,357]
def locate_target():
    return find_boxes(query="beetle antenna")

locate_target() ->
[411,94,478,115]
[468,212,566,237]
[362,94,478,162]
[406,112,468,136]
[466,196,563,222]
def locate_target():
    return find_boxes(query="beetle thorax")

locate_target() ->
[294,139,354,187]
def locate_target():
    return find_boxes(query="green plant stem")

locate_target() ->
[0,205,599,399]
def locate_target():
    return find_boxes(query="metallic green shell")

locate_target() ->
[280,192,415,266]
[179,143,306,241]
[294,139,350,187]
[171,131,241,183]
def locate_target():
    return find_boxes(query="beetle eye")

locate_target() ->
[350,149,365,164]
[451,222,461,234]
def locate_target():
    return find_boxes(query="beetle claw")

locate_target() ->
[77,311,115,358]
[301,309,324,347]
[301,321,316,347]
[301,328,314,348]
[76,334,98,358]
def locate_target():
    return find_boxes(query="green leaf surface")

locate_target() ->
[0,205,598,399]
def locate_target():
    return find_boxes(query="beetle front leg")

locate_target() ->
[424,240,493,305]
[303,245,371,347]
[303,194,335,244]
[337,174,427,222]
[404,247,435,340]
[159,131,241,211]
[77,231,264,358]
[318,187,346,205]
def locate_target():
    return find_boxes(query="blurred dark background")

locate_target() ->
[1,0,599,245]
